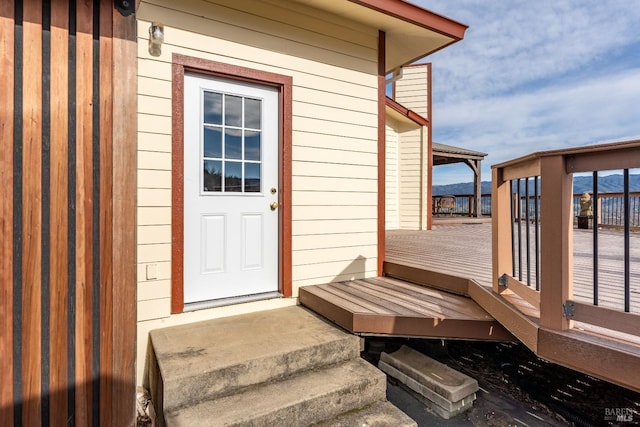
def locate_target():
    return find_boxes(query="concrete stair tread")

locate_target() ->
[311,401,417,427]
[165,358,387,427]
[150,306,361,410]
[151,306,359,379]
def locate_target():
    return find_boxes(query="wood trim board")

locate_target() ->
[171,54,293,313]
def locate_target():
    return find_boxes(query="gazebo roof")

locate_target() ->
[433,142,487,165]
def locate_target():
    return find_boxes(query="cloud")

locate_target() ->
[412,0,640,184]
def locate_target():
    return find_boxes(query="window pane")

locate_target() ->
[203,160,222,192]
[245,98,261,129]
[203,92,222,125]
[203,126,222,158]
[225,129,242,160]
[225,161,242,192]
[245,130,261,161]
[225,95,242,127]
[245,163,261,193]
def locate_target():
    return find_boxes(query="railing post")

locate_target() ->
[539,154,573,330]
[492,167,512,294]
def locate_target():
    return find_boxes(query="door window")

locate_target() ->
[202,91,262,194]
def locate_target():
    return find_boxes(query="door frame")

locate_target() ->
[171,53,292,314]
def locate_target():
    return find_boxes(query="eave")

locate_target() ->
[385,97,429,129]
[292,0,468,72]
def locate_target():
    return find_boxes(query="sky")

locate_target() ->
[410,0,640,185]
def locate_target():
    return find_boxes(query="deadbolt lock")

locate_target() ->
[270,187,277,194]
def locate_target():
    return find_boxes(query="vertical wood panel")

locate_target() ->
[75,0,94,424]
[22,1,44,425]
[1,2,137,424]
[111,5,138,425]
[49,0,70,424]
[0,2,15,425]
[377,30,385,276]
[99,0,114,425]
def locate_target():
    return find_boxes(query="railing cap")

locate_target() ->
[491,139,640,170]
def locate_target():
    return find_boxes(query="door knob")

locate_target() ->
[270,202,279,211]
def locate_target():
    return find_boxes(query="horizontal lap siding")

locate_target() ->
[395,65,429,118]
[399,128,423,229]
[386,125,400,229]
[0,1,136,425]
[135,0,379,382]
[392,65,430,231]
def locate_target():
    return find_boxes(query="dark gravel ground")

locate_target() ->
[362,338,640,427]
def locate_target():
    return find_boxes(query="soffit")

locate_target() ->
[291,0,468,72]
[386,105,421,132]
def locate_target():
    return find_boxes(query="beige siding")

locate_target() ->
[135,0,380,383]
[395,65,429,119]
[385,118,428,231]
[391,64,430,230]
[386,124,400,229]
[398,127,426,230]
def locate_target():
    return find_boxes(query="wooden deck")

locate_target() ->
[387,223,640,313]
[301,223,640,392]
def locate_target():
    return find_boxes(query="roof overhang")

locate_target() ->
[385,97,429,130]
[291,0,468,72]
[433,142,487,166]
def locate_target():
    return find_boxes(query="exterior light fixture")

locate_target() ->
[148,22,164,57]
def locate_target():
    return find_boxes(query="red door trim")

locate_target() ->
[171,54,293,314]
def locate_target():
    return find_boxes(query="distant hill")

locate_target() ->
[432,174,640,196]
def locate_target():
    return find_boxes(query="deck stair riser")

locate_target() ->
[148,306,417,427]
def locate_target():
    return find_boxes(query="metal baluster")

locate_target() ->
[525,177,531,286]
[624,169,630,312]
[593,172,599,306]
[534,176,540,291]
[511,180,516,277]
[517,179,523,281]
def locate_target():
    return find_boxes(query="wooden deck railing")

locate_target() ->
[492,140,640,335]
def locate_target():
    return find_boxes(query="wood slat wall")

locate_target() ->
[0,1,136,425]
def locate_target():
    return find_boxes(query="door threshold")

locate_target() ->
[184,291,283,312]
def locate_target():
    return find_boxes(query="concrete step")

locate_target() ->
[164,358,387,427]
[149,307,361,414]
[311,401,417,427]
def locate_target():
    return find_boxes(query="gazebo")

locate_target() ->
[432,142,487,217]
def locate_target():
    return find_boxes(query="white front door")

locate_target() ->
[183,73,279,304]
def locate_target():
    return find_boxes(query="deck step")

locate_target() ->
[149,306,413,426]
[165,358,387,427]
